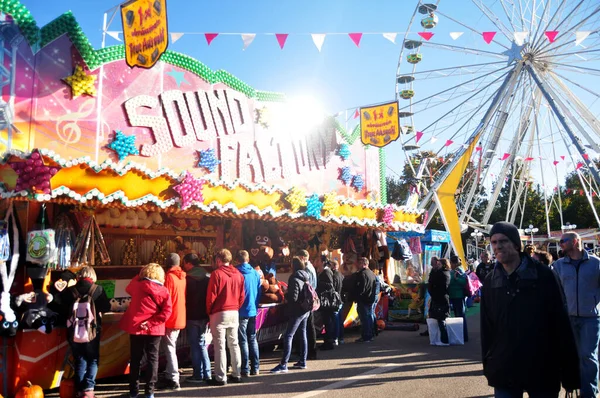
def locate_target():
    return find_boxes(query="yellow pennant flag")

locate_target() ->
[433,134,481,265]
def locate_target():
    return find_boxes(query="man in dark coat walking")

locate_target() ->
[481,221,580,397]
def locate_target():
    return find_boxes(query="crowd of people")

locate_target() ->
[60,248,383,398]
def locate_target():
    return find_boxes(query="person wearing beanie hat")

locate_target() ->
[158,253,186,391]
[481,221,580,396]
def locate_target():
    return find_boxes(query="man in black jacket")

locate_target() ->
[481,222,580,397]
[476,251,494,283]
[350,257,377,343]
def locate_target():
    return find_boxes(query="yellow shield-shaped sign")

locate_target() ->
[360,101,400,147]
[121,0,168,69]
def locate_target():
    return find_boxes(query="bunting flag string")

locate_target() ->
[126,29,585,50]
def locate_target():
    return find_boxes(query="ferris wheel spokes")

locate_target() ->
[422,41,509,59]
[472,0,516,42]
[434,8,510,49]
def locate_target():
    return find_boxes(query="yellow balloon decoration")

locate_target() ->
[322,191,339,216]
[63,65,97,98]
[284,186,307,213]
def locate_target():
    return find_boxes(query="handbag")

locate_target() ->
[319,290,342,310]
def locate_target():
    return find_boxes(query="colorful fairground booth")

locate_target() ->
[0,2,425,396]
[385,229,450,323]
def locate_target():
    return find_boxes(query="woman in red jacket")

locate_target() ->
[120,263,172,398]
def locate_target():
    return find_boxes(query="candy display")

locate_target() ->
[121,238,139,266]
[71,215,111,267]
[26,229,57,265]
[53,212,76,270]
[149,239,167,265]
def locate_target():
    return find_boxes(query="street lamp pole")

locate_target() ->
[561,223,577,232]
[524,224,539,246]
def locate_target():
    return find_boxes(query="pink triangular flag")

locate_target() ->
[576,162,583,170]
[416,131,423,143]
[276,34,289,49]
[560,155,565,160]
[348,33,363,47]
[353,109,359,119]
[475,146,482,152]
[524,157,534,161]
[205,33,219,46]
[583,153,590,160]
[418,32,434,41]
[553,160,559,166]
[444,139,453,147]
[482,32,497,44]
[500,153,510,161]
[545,31,559,43]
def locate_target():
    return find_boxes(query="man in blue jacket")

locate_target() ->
[236,250,262,377]
[553,232,600,398]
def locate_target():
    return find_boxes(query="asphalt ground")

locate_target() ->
[47,305,494,398]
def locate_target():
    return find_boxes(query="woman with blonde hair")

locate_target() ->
[120,263,172,398]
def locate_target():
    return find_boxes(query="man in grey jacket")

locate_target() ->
[553,232,600,398]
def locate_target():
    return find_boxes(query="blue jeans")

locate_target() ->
[280,312,309,366]
[71,337,100,392]
[570,316,600,398]
[238,316,259,374]
[450,298,468,342]
[333,305,342,340]
[494,388,558,398]
[356,302,374,341]
[186,319,211,380]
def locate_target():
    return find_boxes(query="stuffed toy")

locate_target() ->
[0,204,22,337]
[15,271,58,334]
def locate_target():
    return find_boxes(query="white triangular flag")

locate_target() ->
[383,32,397,44]
[106,31,122,42]
[242,33,256,50]
[513,31,528,45]
[430,136,438,143]
[575,31,591,46]
[170,32,184,44]
[449,32,464,40]
[311,33,326,52]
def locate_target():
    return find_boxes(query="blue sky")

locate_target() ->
[20,1,600,188]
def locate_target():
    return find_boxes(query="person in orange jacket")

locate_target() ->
[158,253,186,391]
[120,263,172,398]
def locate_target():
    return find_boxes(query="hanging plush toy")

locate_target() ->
[0,204,21,337]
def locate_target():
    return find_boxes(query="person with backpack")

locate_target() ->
[317,256,338,351]
[157,253,186,391]
[182,253,211,384]
[120,263,172,398]
[448,255,469,342]
[271,257,313,373]
[62,266,111,398]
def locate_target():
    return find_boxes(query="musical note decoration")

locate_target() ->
[109,130,139,161]
[8,149,61,194]
[63,65,97,98]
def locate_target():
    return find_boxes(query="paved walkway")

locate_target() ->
[48,305,494,397]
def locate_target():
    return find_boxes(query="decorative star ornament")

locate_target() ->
[8,149,61,194]
[109,130,139,161]
[382,204,395,225]
[63,65,97,98]
[197,148,221,173]
[352,174,365,191]
[337,143,352,161]
[502,41,525,66]
[339,167,352,185]
[166,69,190,88]
[322,192,339,216]
[285,186,307,213]
[305,194,324,219]
[173,171,205,210]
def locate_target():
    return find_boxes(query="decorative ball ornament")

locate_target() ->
[62,65,97,98]
[383,204,395,225]
[8,150,60,194]
[352,174,365,191]
[305,194,324,220]
[198,148,221,173]
[339,167,352,185]
[337,143,351,160]
[322,192,339,215]
[173,171,205,210]
[285,186,307,213]
[109,130,139,161]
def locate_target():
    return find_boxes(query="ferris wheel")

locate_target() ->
[395,0,600,234]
